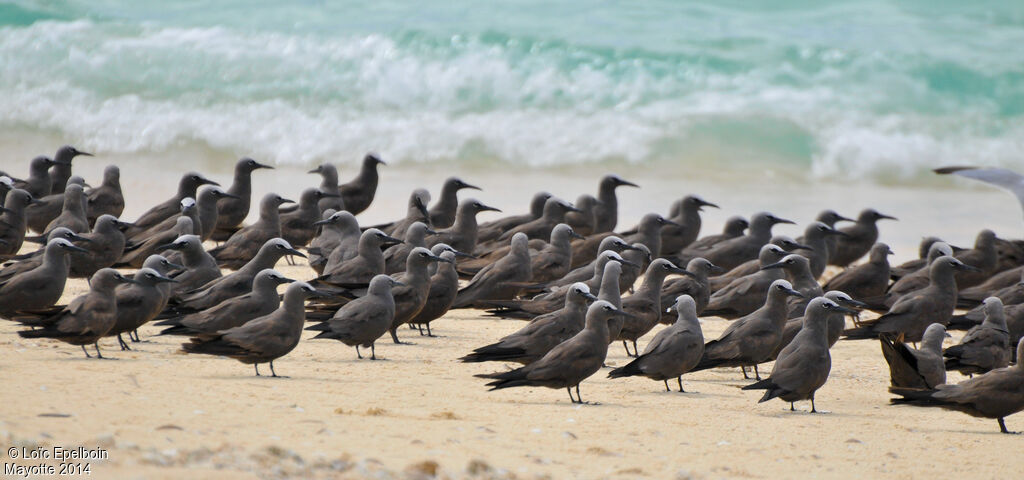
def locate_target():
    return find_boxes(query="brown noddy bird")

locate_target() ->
[563,194,598,237]
[476,300,627,404]
[339,153,385,215]
[210,193,295,269]
[658,195,718,255]
[427,198,501,257]
[742,296,856,412]
[128,171,218,233]
[14,156,60,199]
[944,297,1012,375]
[210,157,274,240]
[598,260,626,342]
[795,209,853,261]
[950,269,1024,329]
[879,323,947,390]
[957,265,1024,309]
[791,221,848,279]
[772,290,866,359]
[527,224,584,283]
[952,229,999,290]
[453,233,532,309]
[15,268,135,358]
[386,247,448,343]
[123,197,199,247]
[86,165,124,227]
[157,269,293,337]
[828,208,897,267]
[609,294,706,392]
[493,197,577,244]
[477,191,552,243]
[659,257,724,321]
[707,236,806,291]
[157,234,222,296]
[307,274,402,359]
[760,254,825,318]
[385,188,431,239]
[409,246,469,336]
[0,176,13,206]
[309,210,361,275]
[169,238,304,313]
[823,242,893,303]
[573,212,677,265]
[881,241,954,308]
[616,259,694,357]
[681,212,795,271]
[47,145,92,195]
[550,236,639,288]
[182,281,321,377]
[678,216,748,257]
[691,279,805,380]
[303,163,344,213]
[69,214,130,278]
[383,222,436,274]
[0,238,86,316]
[105,266,177,350]
[590,174,638,233]
[428,177,481,228]
[889,337,1024,434]
[0,189,38,260]
[117,215,195,269]
[461,283,597,365]
[0,228,89,282]
[703,244,791,319]
[26,176,86,234]
[316,228,402,286]
[42,183,89,235]
[844,256,979,342]
[280,188,338,248]
[195,186,239,241]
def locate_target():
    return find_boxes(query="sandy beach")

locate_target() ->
[2,249,1022,479]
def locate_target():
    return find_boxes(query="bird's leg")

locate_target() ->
[130,329,140,342]
[269,361,281,378]
[741,366,750,379]
[254,364,261,376]
[632,340,639,358]
[622,341,631,357]
[426,323,435,337]
[355,346,363,359]
[117,334,130,351]
[81,345,92,358]
[567,387,577,404]
[94,343,103,359]
[575,385,582,404]
[912,342,918,349]
[754,365,761,380]
[285,255,295,266]
[998,418,1012,434]
[370,343,378,360]
[664,380,670,392]
[790,402,795,411]
[677,377,685,393]
[408,324,417,330]
[390,328,413,345]
[810,395,818,414]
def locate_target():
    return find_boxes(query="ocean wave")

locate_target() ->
[0,11,1022,180]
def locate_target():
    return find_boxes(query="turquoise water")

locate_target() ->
[1,1,1022,180]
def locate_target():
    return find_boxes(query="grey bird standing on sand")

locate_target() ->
[211,158,274,240]
[591,174,639,233]
[829,208,897,267]
[462,283,597,365]
[281,188,338,248]
[659,258,723,320]
[387,247,448,344]
[43,183,89,235]
[529,224,584,283]
[383,222,436,274]
[683,212,795,271]
[339,153,385,215]
[453,233,531,309]
[195,186,239,241]
[409,245,468,336]
[428,177,481,228]
[703,244,791,319]
[889,337,1024,434]
[823,243,893,303]
[563,194,598,237]
[48,145,92,195]
[309,210,360,274]
[86,165,124,226]
[478,191,552,243]
[880,323,947,390]
[15,268,136,358]
[792,221,848,279]
[496,197,576,243]
[307,274,401,359]
[944,297,1012,375]
[430,199,501,254]
[118,216,194,269]
[158,234,222,296]
[742,297,856,412]
[26,176,86,234]
[609,295,706,392]
[952,229,998,289]
[157,269,293,336]
[15,156,60,198]
[616,259,694,357]
[679,216,748,256]
[760,254,824,318]
[845,256,978,343]
[386,188,431,238]
[691,279,805,380]
[796,210,853,260]
[772,291,866,359]
[69,214,129,278]
[105,267,177,350]
[0,189,36,259]
[882,241,954,307]
[182,281,321,377]
[169,238,304,313]
[211,193,294,269]
[477,300,628,404]
[303,163,344,213]
[128,172,219,233]
[317,229,402,286]
[0,238,86,316]
[660,195,719,255]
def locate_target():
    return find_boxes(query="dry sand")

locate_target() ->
[1,255,1021,480]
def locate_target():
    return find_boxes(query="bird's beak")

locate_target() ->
[221,192,241,200]
[878,214,898,221]
[27,197,42,205]
[307,167,321,174]
[886,248,895,255]
[708,264,726,274]
[76,150,94,157]
[454,250,476,259]
[155,243,179,251]
[480,204,502,213]
[617,179,639,188]
[65,244,89,254]
[287,248,307,258]
[256,162,274,170]
[836,215,854,222]
[68,233,93,243]
[774,217,796,225]
[661,218,681,227]
[313,219,332,226]
[414,199,429,219]
[154,276,178,284]
[833,305,859,315]
[760,262,785,271]
[670,267,697,277]
[699,200,719,209]
[424,227,439,235]
[954,263,981,273]
[839,298,868,309]
[200,178,220,187]
[785,288,805,298]
[569,231,585,240]
[279,198,295,205]
[464,182,482,191]
[119,276,141,285]
[392,280,406,287]
[281,277,297,284]
[582,292,598,302]
[382,234,404,245]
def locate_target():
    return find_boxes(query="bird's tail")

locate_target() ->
[607,357,644,379]
[888,387,940,405]
[842,325,878,340]
[459,344,527,363]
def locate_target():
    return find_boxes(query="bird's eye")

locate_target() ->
[787,259,794,264]
[603,305,613,311]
